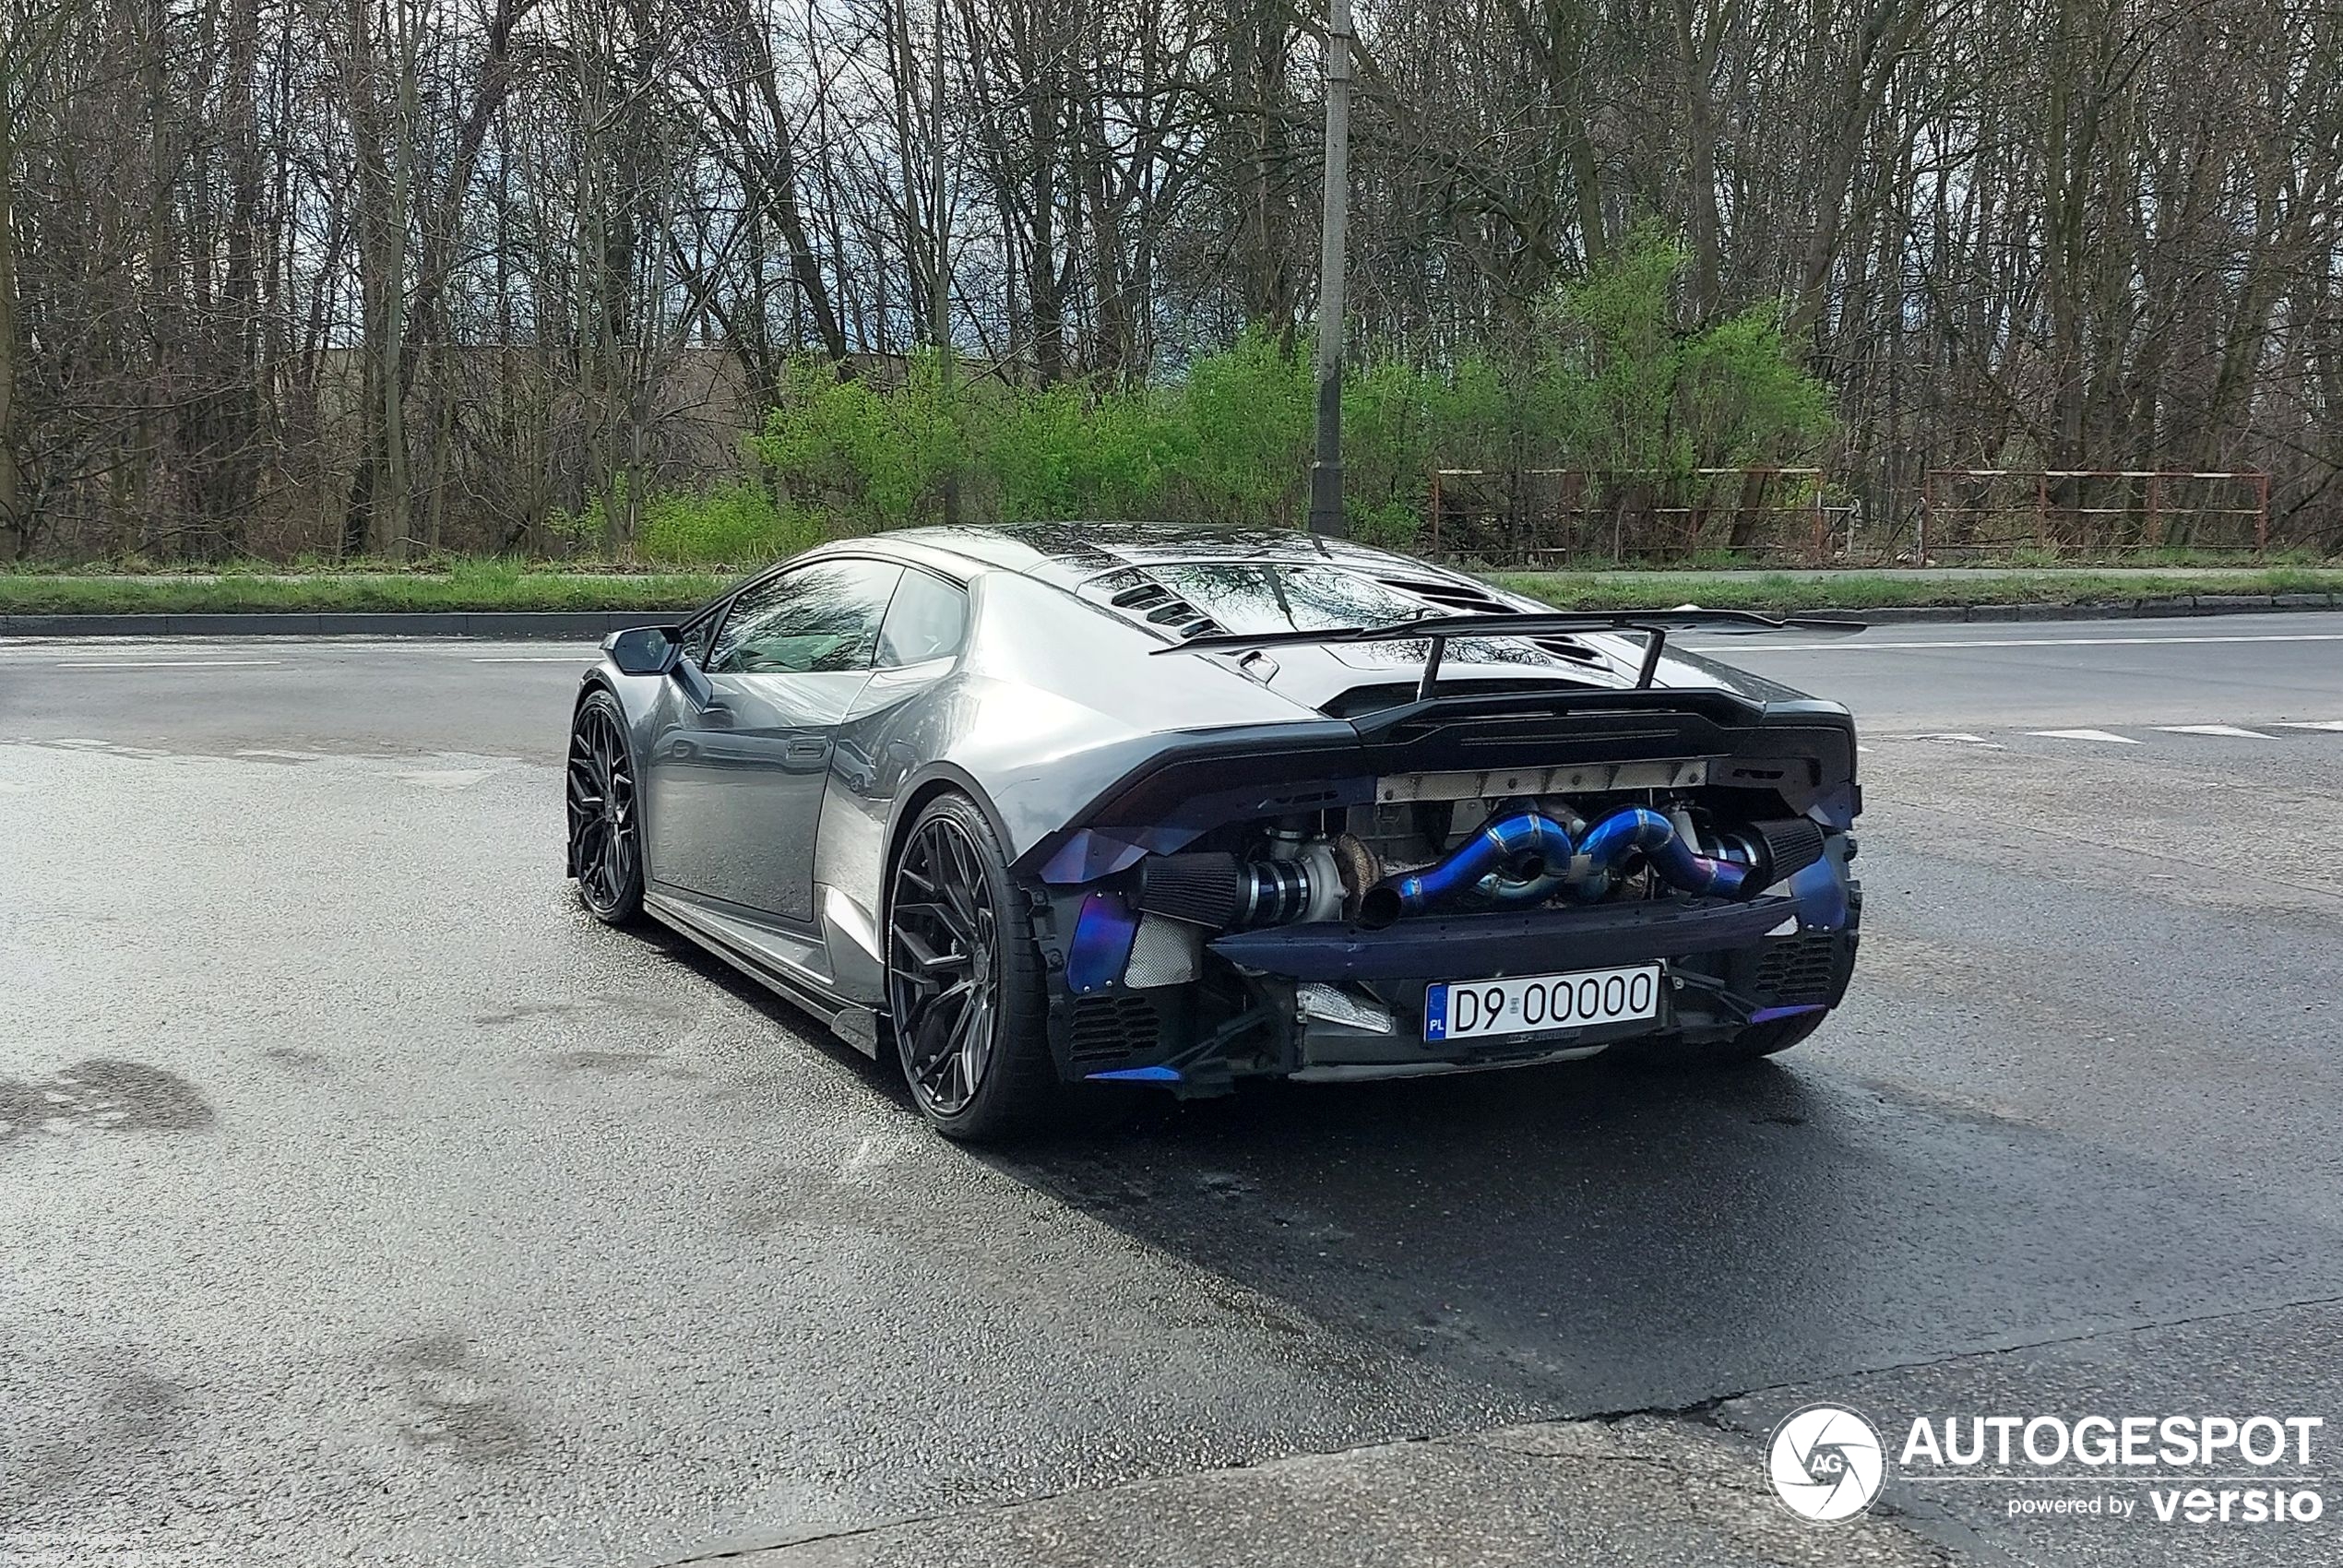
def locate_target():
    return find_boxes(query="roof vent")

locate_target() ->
[1371,574,1515,615]
[1085,570,1223,640]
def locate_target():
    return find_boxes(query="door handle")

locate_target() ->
[786,738,828,762]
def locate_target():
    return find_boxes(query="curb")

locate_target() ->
[0,609,667,638]
[0,593,2336,638]
[1840,592,2328,625]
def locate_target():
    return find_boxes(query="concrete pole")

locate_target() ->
[1306,0,1351,538]
[932,0,958,525]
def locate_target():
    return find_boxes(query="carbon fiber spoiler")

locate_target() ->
[1151,609,1867,694]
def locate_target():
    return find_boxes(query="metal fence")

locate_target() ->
[1424,468,1856,566]
[1916,469,2271,559]
[1421,465,2282,565]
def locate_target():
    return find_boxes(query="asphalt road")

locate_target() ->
[5,612,2342,1567]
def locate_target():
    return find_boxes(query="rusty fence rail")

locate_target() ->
[1425,467,1855,566]
[1917,469,2271,559]
[1421,466,2281,565]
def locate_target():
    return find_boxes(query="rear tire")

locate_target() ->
[886,794,1060,1142]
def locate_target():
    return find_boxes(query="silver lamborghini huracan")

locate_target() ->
[565,522,1862,1141]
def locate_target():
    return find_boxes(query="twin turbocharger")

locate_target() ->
[1131,807,1825,932]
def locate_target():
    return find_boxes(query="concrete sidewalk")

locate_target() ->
[673,1416,1953,1568]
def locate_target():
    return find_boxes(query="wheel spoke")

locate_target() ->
[957,991,993,1095]
[896,898,972,950]
[909,991,969,1093]
[939,834,982,927]
[608,820,634,889]
[894,924,966,977]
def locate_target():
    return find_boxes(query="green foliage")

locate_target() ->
[1171,327,1314,522]
[753,354,966,530]
[637,482,825,565]
[1537,225,1832,480]
[731,232,1833,545]
[976,378,1195,522]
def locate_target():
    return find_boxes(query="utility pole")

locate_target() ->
[931,0,957,525]
[1306,0,1352,538]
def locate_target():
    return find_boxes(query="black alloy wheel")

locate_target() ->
[567,693,644,923]
[890,812,999,1115]
[887,794,1055,1139]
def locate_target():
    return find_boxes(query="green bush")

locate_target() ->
[636,482,825,565]
[733,231,1833,547]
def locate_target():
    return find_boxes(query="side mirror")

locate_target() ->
[607,624,683,677]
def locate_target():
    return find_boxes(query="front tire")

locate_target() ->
[566,690,645,925]
[886,794,1057,1141]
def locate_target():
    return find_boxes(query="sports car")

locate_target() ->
[565,522,1862,1140]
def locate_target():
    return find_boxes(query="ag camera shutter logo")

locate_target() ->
[1768,1403,1887,1523]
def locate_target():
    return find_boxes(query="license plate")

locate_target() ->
[1424,964,1662,1042]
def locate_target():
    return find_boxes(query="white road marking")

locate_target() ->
[51,659,281,669]
[1684,632,2343,654]
[2275,720,2343,731]
[2158,724,2272,739]
[2029,729,2140,743]
[1910,731,1993,743]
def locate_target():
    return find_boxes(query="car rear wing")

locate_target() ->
[1151,609,1867,695]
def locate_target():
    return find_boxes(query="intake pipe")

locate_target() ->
[1567,806,1753,901]
[1358,812,1576,929]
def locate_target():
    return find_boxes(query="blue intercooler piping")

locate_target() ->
[1358,812,1576,926]
[1570,806,1754,900]
[1362,806,1753,926]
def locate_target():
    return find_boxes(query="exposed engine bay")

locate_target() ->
[1041,759,1861,1093]
[1127,789,1826,932]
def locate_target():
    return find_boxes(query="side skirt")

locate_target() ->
[644,889,883,1058]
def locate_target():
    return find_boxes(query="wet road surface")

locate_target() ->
[4,613,2343,1566]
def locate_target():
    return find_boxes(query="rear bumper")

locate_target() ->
[1205,894,1798,981]
[1274,926,1858,1075]
[1053,845,1861,1087]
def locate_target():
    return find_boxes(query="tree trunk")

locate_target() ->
[0,99,21,560]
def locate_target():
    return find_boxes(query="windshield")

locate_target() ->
[1127,562,1473,633]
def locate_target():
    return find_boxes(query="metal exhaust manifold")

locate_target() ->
[1358,807,1780,927]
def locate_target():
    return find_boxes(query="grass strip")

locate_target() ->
[1,564,2338,617]
[1490,567,2343,612]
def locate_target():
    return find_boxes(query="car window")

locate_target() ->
[875,570,969,668]
[1136,563,1445,633]
[707,559,904,675]
[679,611,717,666]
